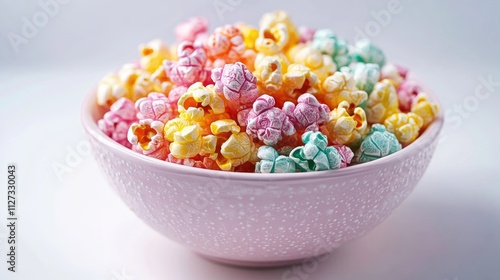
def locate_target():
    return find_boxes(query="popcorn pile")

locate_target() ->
[96,11,439,173]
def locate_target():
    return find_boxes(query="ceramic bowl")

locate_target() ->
[81,87,443,267]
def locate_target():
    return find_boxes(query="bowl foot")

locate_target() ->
[196,252,330,268]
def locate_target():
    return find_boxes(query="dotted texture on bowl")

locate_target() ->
[89,134,437,262]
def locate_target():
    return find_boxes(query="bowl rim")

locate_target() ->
[81,82,444,183]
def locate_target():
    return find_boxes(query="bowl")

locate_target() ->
[81,86,443,267]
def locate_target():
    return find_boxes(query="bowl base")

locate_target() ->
[196,252,330,268]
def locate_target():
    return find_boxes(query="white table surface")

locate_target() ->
[1,1,500,279]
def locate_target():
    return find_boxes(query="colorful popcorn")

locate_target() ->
[95,11,440,173]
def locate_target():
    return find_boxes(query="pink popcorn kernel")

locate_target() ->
[398,80,421,112]
[163,42,211,87]
[97,97,137,148]
[211,62,258,108]
[298,26,316,43]
[394,64,408,80]
[283,93,330,132]
[135,92,174,123]
[246,94,296,146]
[334,145,354,168]
[175,16,209,43]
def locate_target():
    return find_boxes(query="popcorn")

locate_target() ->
[96,73,128,107]
[175,16,209,43]
[341,62,380,94]
[283,93,330,131]
[118,64,158,102]
[287,44,336,83]
[384,112,424,145]
[246,95,296,146]
[204,24,255,68]
[95,11,440,173]
[166,154,219,170]
[235,22,259,50]
[324,101,368,148]
[411,93,439,128]
[177,82,226,118]
[127,119,169,160]
[98,98,138,148]
[211,62,258,113]
[135,92,174,123]
[313,29,351,68]
[138,39,171,73]
[258,11,299,50]
[97,64,159,107]
[282,63,321,100]
[365,81,400,124]
[334,145,354,168]
[351,40,386,67]
[210,119,257,171]
[354,124,401,163]
[164,42,211,87]
[289,131,342,172]
[322,71,368,109]
[163,118,216,159]
[398,80,421,112]
[255,146,296,173]
[380,63,408,87]
[298,26,315,43]
[254,56,284,93]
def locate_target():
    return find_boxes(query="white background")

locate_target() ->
[1,0,500,279]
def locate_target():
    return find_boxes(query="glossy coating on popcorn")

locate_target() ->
[411,93,439,128]
[313,29,351,68]
[384,112,424,145]
[283,93,330,131]
[255,146,296,173]
[365,81,400,124]
[246,95,296,146]
[98,98,138,148]
[127,119,169,160]
[164,42,210,87]
[325,101,368,148]
[322,71,368,109]
[135,92,174,123]
[290,131,342,172]
[354,124,401,163]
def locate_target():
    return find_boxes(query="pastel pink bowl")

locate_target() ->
[82,88,443,267]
